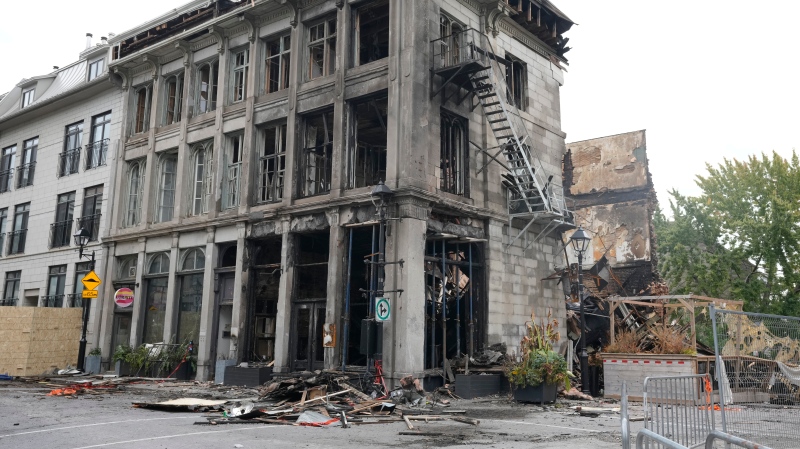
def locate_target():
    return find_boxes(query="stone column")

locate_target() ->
[129,237,147,346]
[96,241,116,359]
[162,232,180,342]
[196,226,218,380]
[383,197,429,385]
[229,222,247,360]
[324,208,344,369]
[272,218,293,372]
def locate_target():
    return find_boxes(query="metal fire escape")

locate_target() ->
[431,28,572,248]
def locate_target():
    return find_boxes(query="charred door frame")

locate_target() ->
[245,237,282,364]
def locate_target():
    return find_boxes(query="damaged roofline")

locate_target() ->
[566,129,647,146]
[107,0,220,46]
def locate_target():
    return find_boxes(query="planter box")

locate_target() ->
[513,383,558,404]
[84,355,102,374]
[224,366,273,387]
[215,360,237,384]
[115,360,131,377]
[455,374,502,399]
[602,353,697,400]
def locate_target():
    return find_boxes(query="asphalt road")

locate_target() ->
[0,381,637,449]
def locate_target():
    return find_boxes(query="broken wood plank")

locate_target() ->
[399,431,444,437]
[450,416,480,426]
[403,415,414,430]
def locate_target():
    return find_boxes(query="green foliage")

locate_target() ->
[88,347,102,357]
[112,345,132,363]
[505,310,573,389]
[656,151,800,315]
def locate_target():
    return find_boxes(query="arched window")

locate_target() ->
[132,84,152,134]
[190,142,213,215]
[148,252,170,275]
[439,15,464,66]
[181,248,205,271]
[196,61,219,115]
[220,246,237,267]
[125,159,145,227]
[163,73,184,125]
[440,111,467,196]
[117,256,138,280]
[156,153,177,222]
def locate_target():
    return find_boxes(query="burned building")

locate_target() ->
[563,130,659,297]
[97,0,575,384]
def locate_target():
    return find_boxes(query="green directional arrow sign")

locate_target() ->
[375,298,391,322]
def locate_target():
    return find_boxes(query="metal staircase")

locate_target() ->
[431,28,572,248]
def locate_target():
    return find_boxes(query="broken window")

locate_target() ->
[132,84,152,134]
[231,48,249,103]
[177,248,204,345]
[163,73,184,125]
[265,33,291,94]
[307,18,336,80]
[347,95,387,189]
[505,53,527,110]
[125,158,146,227]
[257,123,286,204]
[440,110,468,196]
[251,237,282,363]
[439,14,464,66]
[155,153,177,222]
[300,109,333,197]
[190,141,213,216]
[424,238,485,369]
[142,252,169,344]
[295,233,330,300]
[196,60,219,114]
[353,0,389,66]
[223,134,242,210]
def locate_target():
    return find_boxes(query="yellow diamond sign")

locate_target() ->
[81,271,102,291]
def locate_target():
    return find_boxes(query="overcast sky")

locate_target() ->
[2,1,798,210]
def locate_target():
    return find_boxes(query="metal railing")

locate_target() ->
[0,168,13,193]
[704,430,773,449]
[7,229,26,255]
[85,139,108,169]
[16,162,35,188]
[0,298,17,306]
[58,148,81,177]
[622,381,632,449]
[76,214,102,242]
[642,374,716,448]
[40,295,64,308]
[50,221,72,248]
[710,305,800,449]
[66,293,83,308]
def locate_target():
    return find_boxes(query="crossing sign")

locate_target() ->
[81,271,102,291]
[375,298,391,322]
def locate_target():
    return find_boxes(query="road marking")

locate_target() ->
[69,425,277,449]
[492,419,605,433]
[0,416,196,438]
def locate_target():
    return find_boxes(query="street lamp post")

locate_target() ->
[73,227,95,372]
[569,226,591,395]
[371,181,393,299]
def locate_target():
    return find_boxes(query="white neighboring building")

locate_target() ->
[0,35,123,356]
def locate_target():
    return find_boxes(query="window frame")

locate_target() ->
[195,60,219,115]
[307,17,337,80]
[88,58,104,81]
[257,123,287,204]
[2,271,21,306]
[132,84,152,135]
[352,0,390,67]
[9,202,30,255]
[264,33,291,94]
[87,112,111,169]
[21,88,34,108]
[299,109,334,198]
[155,153,178,223]
[0,145,16,193]
[162,73,184,125]
[230,48,250,103]
[189,141,213,216]
[505,52,528,111]
[51,191,76,248]
[223,133,243,210]
[439,110,469,197]
[17,137,37,188]
[125,159,146,227]
[346,94,388,189]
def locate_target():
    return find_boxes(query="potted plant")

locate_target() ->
[85,347,102,374]
[112,345,133,376]
[505,310,572,404]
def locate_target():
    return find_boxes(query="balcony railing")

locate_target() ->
[85,139,108,169]
[7,229,26,255]
[0,168,13,193]
[76,214,102,242]
[50,221,73,248]
[0,298,17,306]
[40,295,64,308]
[16,162,35,188]
[58,148,81,177]
[67,293,83,308]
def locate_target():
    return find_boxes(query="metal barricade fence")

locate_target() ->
[710,305,800,449]
[641,374,716,448]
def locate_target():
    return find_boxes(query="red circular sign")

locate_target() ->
[114,288,134,308]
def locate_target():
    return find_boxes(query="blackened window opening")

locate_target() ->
[300,110,334,197]
[347,95,387,189]
[440,111,468,197]
[424,238,485,369]
[354,0,390,66]
[343,226,380,366]
[249,237,282,363]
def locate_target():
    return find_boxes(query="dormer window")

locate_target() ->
[21,89,34,108]
[88,59,104,81]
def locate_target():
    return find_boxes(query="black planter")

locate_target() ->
[455,374,502,399]
[115,360,131,377]
[513,383,558,404]
[224,366,273,387]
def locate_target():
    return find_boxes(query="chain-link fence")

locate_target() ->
[710,305,800,448]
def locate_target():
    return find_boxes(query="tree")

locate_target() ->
[655,151,800,315]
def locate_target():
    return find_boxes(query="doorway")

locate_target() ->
[289,232,329,372]
[290,302,326,371]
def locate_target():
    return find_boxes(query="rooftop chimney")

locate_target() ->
[53,66,59,70]
[85,33,93,49]
[100,36,108,45]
